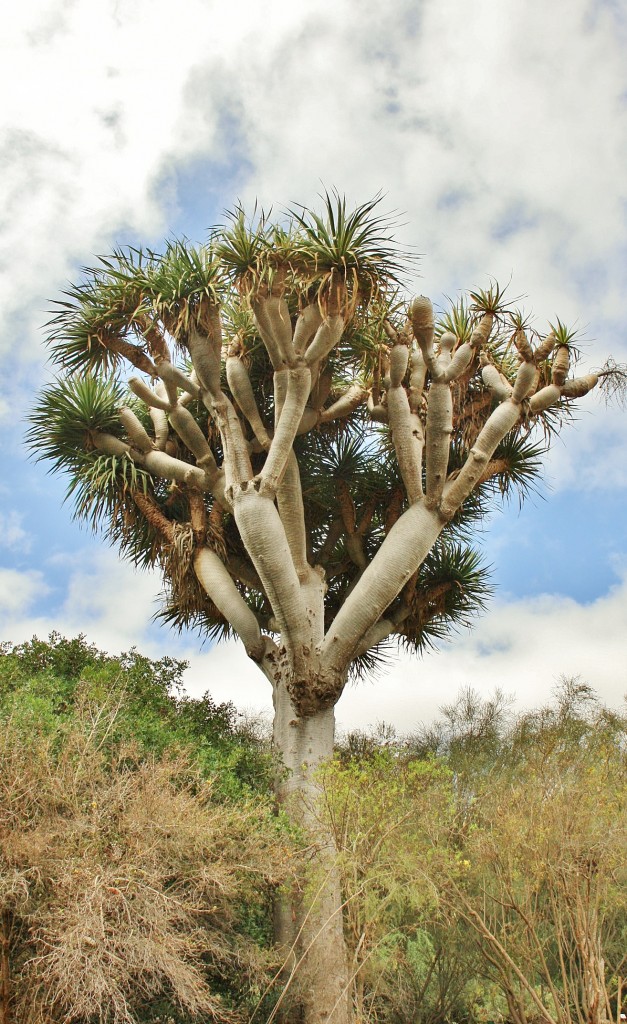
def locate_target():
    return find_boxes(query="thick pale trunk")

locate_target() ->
[273,678,352,1024]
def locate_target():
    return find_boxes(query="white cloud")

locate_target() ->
[540,401,627,493]
[220,0,627,308]
[334,573,627,731]
[4,0,623,454]
[59,550,163,646]
[4,0,626,338]
[0,567,47,614]
[185,0,627,485]
[0,0,320,359]
[0,547,162,652]
[0,511,31,552]
[173,574,627,731]
[1,542,625,732]
[179,638,273,714]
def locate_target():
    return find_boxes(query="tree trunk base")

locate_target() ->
[273,680,353,1024]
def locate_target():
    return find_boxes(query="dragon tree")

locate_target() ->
[28,194,624,1024]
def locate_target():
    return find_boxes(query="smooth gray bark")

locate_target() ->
[273,677,352,1024]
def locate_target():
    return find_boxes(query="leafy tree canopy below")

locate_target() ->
[0,631,273,797]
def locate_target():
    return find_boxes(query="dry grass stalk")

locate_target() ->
[0,714,290,1023]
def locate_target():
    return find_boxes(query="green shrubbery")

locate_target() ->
[0,634,289,1023]
[325,683,627,1024]
[0,632,274,797]
[1,636,625,1023]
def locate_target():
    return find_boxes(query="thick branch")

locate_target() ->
[295,381,367,437]
[386,344,424,504]
[139,317,171,363]
[304,315,345,365]
[185,319,315,658]
[441,358,600,519]
[273,367,288,422]
[424,333,454,509]
[293,302,323,354]
[228,553,265,592]
[208,394,253,493]
[325,329,571,670]
[440,401,522,518]
[187,318,222,398]
[321,500,444,675]
[252,294,295,367]
[127,375,226,503]
[276,450,309,578]
[107,337,158,376]
[480,356,513,402]
[353,618,395,657]
[385,487,405,533]
[260,364,311,492]
[309,365,333,410]
[91,431,207,489]
[128,377,171,411]
[226,353,271,449]
[232,486,311,666]
[157,361,201,402]
[193,547,265,660]
[188,490,206,545]
[477,457,509,486]
[132,491,175,543]
[367,391,388,423]
[337,480,368,570]
[167,404,211,462]
[149,406,168,450]
[356,496,377,537]
[118,407,152,452]
[408,349,427,412]
[315,518,344,567]
[318,383,368,425]
[410,296,437,373]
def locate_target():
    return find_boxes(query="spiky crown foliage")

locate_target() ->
[28,193,609,677]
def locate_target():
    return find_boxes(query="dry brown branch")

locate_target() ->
[132,490,175,543]
[597,358,627,408]
[106,337,158,376]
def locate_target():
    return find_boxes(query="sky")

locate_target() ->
[1,0,626,732]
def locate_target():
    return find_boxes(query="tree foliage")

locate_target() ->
[27,193,623,707]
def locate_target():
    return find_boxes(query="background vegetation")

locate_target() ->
[0,635,624,1023]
